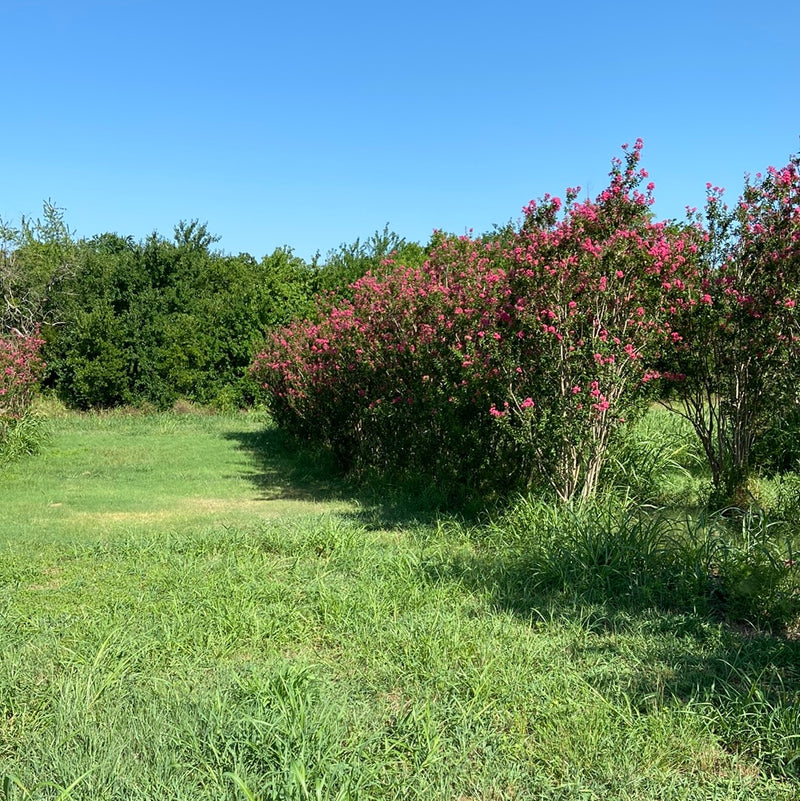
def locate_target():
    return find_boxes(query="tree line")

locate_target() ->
[0,208,422,410]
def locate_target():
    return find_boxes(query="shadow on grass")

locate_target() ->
[222,425,481,528]
[223,427,346,503]
[424,545,800,777]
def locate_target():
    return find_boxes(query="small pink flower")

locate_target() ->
[520,397,534,410]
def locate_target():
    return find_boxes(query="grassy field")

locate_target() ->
[1,410,798,799]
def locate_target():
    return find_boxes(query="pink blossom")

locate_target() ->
[489,403,505,418]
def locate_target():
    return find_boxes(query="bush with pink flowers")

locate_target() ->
[660,153,800,504]
[253,142,705,501]
[0,329,45,460]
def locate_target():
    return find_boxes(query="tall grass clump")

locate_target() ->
[484,495,800,629]
[602,406,704,504]
[0,411,48,468]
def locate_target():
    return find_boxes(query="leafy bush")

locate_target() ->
[253,142,701,502]
[313,224,427,295]
[0,330,46,465]
[44,227,316,409]
[661,154,800,504]
[0,201,77,336]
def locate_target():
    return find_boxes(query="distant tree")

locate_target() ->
[173,219,220,252]
[46,229,317,409]
[0,201,77,335]
[314,225,426,294]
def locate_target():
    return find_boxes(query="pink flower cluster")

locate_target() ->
[0,331,44,423]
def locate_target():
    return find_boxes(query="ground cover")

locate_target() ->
[0,410,798,799]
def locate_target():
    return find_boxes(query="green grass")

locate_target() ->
[1,410,799,799]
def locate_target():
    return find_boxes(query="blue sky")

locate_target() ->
[3,0,799,261]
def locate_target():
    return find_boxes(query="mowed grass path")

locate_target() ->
[0,412,797,799]
[0,411,348,541]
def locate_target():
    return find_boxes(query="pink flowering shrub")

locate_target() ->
[0,329,45,445]
[661,153,800,503]
[492,140,703,499]
[254,240,513,487]
[253,143,705,501]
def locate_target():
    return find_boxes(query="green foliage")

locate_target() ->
[486,494,800,630]
[44,226,316,409]
[313,225,427,296]
[0,201,77,335]
[752,402,800,475]
[699,507,800,628]
[602,407,704,502]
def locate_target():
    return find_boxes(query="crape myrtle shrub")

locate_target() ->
[659,154,800,504]
[0,329,44,445]
[253,142,703,501]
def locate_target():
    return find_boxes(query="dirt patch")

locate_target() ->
[61,495,350,530]
[29,565,65,591]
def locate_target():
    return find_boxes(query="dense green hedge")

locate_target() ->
[43,226,316,409]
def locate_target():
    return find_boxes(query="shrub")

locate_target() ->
[0,330,45,462]
[253,141,701,502]
[45,229,316,409]
[661,154,800,505]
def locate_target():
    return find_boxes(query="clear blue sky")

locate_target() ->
[3,0,799,261]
